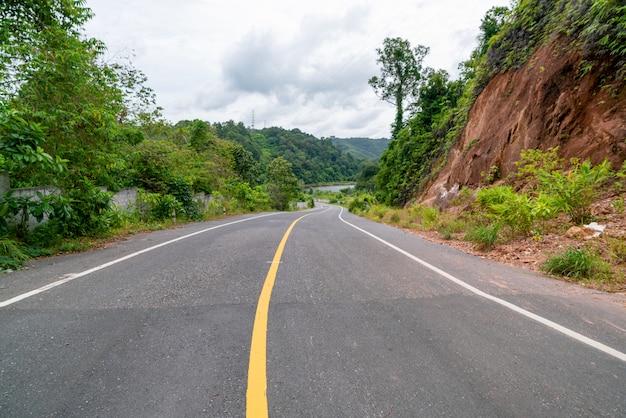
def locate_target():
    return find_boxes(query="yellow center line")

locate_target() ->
[246,212,317,417]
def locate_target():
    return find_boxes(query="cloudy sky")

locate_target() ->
[85,0,510,139]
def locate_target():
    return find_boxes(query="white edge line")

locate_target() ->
[0,213,280,308]
[338,207,626,363]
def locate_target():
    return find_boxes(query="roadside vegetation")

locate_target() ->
[343,148,626,292]
[356,0,626,291]
[0,1,333,271]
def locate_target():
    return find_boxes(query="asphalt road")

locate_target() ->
[1,205,625,417]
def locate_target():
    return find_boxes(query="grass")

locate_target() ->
[541,246,612,283]
[464,223,501,251]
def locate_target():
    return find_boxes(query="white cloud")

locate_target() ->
[85,0,510,139]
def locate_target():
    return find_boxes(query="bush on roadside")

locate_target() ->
[541,246,612,281]
[464,223,501,251]
[537,159,611,225]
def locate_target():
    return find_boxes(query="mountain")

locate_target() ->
[214,122,362,185]
[329,137,390,160]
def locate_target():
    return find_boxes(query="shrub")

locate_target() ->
[0,236,29,270]
[137,190,182,222]
[542,246,612,281]
[537,159,611,224]
[168,177,202,221]
[476,186,540,236]
[348,194,375,213]
[465,223,501,251]
[515,146,563,182]
[476,185,515,209]
[421,206,440,229]
[436,215,468,237]
[153,194,182,221]
[384,209,401,224]
[226,182,270,213]
[62,179,115,237]
[605,237,626,265]
[367,204,388,220]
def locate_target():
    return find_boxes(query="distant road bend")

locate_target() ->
[1,205,625,417]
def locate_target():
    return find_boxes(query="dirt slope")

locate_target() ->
[423,38,626,205]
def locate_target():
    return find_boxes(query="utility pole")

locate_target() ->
[251,110,255,129]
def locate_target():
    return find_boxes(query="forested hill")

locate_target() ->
[213,122,362,185]
[330,137,390,160]
[370,0,626,207]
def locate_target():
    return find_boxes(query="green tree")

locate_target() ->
[265,157,300,211]
[375,69,461,206]
[0,0,95,97]
[477,6,510,57]
[355,161,379,192]
[369,37,429,138]
[189,119,215,152]
[0,106,66,177]
[1,0,156,191]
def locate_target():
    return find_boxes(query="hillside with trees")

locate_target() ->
[356,0,626,289]
[330,137,390,161]
[0,0,363,269]
[369,0,625,208]
[214,124,362,185]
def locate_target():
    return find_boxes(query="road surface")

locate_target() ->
[1,205,625,417]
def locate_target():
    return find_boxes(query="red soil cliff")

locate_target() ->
[422,38,626,205]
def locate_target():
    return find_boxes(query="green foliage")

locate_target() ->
[256,127,360,185]
[419,206,440,230]
[465,223,501,251]
[227,182,271,212]
[348,194,376,214]
[355,161,379,192]
[214,120,262,160]
[476,154,613,235]
[0,107,67,185]
[168,177,202,221]
[515,146,564,184]
[476,185,514,208]
[265,157,301,211]
[330,137,390,160]
[537,159,611,224]
[0,236,29,270]
[475,0,626,92]
[542,246,612,281]
[137,189,182,222]
[476,185,545,236]
[369,37,430,138]
[231,145,260,185]
[61,179,115,237]
[477,6,511,57]
[375,68,462,206]
[27,220,65,248]
[1,0,158,192]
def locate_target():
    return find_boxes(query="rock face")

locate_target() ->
[422,38,626,205]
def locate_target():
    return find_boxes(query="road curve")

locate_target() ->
[1,205,625,417]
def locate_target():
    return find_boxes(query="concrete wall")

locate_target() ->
[1,176,215,230]
[111,188,138,209]
[1,183,139,231]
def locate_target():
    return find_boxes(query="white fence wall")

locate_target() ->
[0,171,214,230]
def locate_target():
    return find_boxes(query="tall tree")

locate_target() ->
[477,6,510,57]
[1,0,156,189]
[369,37,429,138]
[265,157,300,211]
